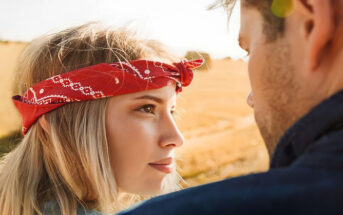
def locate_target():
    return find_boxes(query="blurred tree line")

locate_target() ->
[0,131,22,157]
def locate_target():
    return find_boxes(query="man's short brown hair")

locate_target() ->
[210,0,285,42]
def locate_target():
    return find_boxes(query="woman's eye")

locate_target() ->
[137,104,156,114]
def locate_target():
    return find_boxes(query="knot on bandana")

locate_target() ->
[173,59,204,87]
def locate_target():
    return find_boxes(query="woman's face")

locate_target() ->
[105,84,184,195]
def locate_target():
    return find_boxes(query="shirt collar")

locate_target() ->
[270,89,343,168]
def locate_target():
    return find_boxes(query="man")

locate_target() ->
[118,0,343,214]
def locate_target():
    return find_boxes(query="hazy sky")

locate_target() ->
[0,0,247,59]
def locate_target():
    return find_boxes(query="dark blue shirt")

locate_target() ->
[118,90,343,215]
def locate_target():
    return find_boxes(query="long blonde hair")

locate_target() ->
[0,22,180,215]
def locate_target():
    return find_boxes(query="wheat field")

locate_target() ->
[0,42,269,186]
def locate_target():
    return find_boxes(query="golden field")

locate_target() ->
[0,42,25,136]
[174,59,269,186]
[0,42,269,186]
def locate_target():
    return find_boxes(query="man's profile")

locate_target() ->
[119,0,343,214]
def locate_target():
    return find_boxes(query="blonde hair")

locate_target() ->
[0,22,181,215]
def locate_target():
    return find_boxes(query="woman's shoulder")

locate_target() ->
[43,201,105,215]
[77,208,104,215]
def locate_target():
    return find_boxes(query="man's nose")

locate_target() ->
[159,114,184,149]
[247,91,254,108]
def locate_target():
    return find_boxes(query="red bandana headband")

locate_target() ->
[12,59,204,135]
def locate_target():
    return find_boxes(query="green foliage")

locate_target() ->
[184,51,212,71]
[0,130,22,156]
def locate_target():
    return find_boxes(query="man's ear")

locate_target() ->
[299,0,335,70]
[38,115,50,134]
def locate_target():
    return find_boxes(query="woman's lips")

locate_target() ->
[149,157,173,174]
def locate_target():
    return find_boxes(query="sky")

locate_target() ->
[0,0,247,59]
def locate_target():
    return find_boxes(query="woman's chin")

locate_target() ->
[118,170,179,196]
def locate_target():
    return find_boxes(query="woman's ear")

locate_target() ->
[300,0,335,70]
[38,115,50,134]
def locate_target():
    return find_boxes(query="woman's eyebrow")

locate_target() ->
[133,95,164,104]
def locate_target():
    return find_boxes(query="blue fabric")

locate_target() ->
[43,201,104,215]
[118,90,343,215]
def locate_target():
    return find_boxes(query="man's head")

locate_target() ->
[216,0,343,155]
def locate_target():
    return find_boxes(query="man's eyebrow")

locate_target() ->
[238,35,243,47]
[133,95,164,104]
[238,35,249,53]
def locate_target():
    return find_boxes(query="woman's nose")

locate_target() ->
[159,115,184,149]
[247,91,254,108]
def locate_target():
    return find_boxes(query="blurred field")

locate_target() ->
[174,59,269,186]
[0,41,269,186]
[0,42,25,136]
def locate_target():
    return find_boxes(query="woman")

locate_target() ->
[0,23,203,215]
